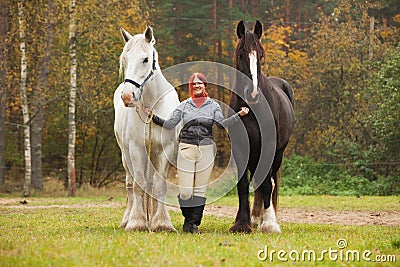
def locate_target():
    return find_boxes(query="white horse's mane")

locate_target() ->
[119,33,156,80]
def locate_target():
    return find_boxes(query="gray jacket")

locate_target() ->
[152,97,241,145]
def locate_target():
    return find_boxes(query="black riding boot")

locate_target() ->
[188,196,206,234]
[178,196,194,232]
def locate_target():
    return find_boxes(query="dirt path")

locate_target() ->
[1,198,399,226]
[202,205,400,226]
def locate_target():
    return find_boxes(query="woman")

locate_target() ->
[145,72,249,233]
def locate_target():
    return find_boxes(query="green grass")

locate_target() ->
[0,196,399,267]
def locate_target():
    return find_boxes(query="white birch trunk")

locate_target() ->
[18,1,31,197]
[68,0,77,196]
[369,17,375,60]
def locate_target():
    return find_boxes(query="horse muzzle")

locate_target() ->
[244,87,260,105]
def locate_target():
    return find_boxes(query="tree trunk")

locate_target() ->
[0,0,9,185]
[68,0,77,197]
[250,0,258,17]
[369,17,374,60]
[213,0,217,62]
[18,1,32,197]
[284,0,291,57]
[239,0,246,10]
[30,106,42,190]
[31,0,56,191]
[212,0,217,97]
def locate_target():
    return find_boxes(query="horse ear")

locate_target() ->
[254,20,262,39]
[237,20,245,39]
[120,27,133,43]
[144,25,154,44]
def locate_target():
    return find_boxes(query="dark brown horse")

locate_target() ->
[228,20,295,233]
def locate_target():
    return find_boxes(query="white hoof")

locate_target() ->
[119,209,131,228]
[150,211,177,233]
[125,220,148,232]
[119,220,128,228]
[259,222,281,233]
[150,223,177,233]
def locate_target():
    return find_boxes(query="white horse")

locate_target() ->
[114,26,180,232]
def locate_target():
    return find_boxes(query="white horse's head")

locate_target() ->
[119,26,157,107]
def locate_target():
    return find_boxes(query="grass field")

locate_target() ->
[0,195,399,267]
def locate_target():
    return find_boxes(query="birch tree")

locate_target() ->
[68,0,77,196]
[18,1,32,197]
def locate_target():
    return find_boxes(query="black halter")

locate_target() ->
[124,50,157,101]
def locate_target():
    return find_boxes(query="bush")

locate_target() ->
[280,155,399,196]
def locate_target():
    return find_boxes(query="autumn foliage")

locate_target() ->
[1,0,399,193]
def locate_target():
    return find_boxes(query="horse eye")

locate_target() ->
[143,58,149,63]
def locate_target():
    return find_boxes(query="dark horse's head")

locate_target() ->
[234,20,265,104]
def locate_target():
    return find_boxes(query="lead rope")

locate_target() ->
[144,110,153,230]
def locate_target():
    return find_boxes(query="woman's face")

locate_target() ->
[192,77,206,96]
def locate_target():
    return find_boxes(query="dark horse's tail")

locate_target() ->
[269,77,293,212]
[272,166,282,212]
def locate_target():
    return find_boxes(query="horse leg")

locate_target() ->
[151,179,176,232]
[251,188,263,228]
[259,176,281,233]
[229,170,252,233]
[120,154,134,228]
[150,148,177,232]
[125,144,148,232]
[125,181,148,231]
[120,177,134,228]
[259,151,284,233]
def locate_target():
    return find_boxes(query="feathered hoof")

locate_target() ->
[119,220,128,229]
[259,222,281,233]
[229,222,252,233]
[125,221,148,232]
[251,216,260,228]
[150,224,177,233]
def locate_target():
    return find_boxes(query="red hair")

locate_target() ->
[188,73,208,98]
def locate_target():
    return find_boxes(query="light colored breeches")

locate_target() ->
[177,143,215,200]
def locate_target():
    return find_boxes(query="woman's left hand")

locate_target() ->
[238,107,249,117]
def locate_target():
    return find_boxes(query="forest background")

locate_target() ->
[0,0,399,196]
